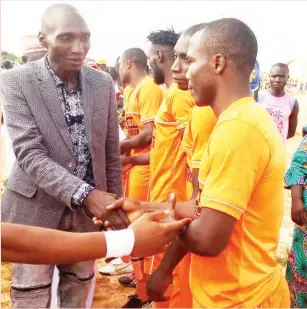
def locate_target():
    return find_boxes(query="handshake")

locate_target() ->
[83,189,191,257]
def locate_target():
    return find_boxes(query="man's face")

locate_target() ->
[171,35,190,90]
[42,12,90,72]
[269,66,288,92]
[186,31,216,106]
[118,56,130,84]
[147,43,165,85]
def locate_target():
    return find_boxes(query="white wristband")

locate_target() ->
[105,229,135,258]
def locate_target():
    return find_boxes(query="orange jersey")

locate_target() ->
[191,97,287,307]
[124,76,164,155]
[167,106,216,309]
[149,83,194,202]
[180,106,217,198]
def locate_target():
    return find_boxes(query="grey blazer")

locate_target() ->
[1,56,122,229]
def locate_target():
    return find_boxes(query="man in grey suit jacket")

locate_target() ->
[1,3,129,308]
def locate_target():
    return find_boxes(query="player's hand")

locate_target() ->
[130,210,192,257]
[147,266,173,302]
[120,139,130,155]
[121,155,133,173]
[291,197,307,226]
[93,198,144,224]
[100,193,177,223]
[83,189,130,230]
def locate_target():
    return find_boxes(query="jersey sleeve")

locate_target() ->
[139,83,163,124]
[198,120,270,219]
[191,107,216,169]
[181,115,193,152]
[171,91,194,130]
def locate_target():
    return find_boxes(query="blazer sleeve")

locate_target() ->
[1,71,86,208]
[105,78,123,197]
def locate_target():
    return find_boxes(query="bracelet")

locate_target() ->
[105,229,135,258]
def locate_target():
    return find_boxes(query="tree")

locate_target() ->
[1,51,22,64]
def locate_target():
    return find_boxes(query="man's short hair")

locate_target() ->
[182,23,206,37]
[201,18,258,73]
[271,63,289,75]
[122,48,147,69]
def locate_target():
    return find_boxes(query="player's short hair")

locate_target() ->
[122,48,147,69]
[201,18,258,73]
[182,23,206,37]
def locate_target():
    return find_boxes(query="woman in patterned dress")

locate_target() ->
[285,125,307,308]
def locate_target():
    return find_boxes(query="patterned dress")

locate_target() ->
[285,126,307,308]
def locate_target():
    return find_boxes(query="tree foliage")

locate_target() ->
[1,51,22,64]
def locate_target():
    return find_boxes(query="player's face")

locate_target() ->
[186,31,217,106]
[119,56,130,84]
[147,44,165,85]
[171,35,190,90]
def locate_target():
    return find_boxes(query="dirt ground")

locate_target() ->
[1,95,306,308]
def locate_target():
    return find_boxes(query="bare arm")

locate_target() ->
[290,185,307,226]
[146,202,235,302]
[2,215,191,264]
[178,208,236,256]
[191,168,200,199]
[288,100,299,139]
[120,122,154,154]
[1,223,107,264]
[121,152,151,167]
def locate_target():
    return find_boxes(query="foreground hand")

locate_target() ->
[147,267,173,302]
[291,198,307,226]
[130,210,191,257]
[83,189,130,230]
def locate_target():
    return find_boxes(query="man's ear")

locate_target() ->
[38,32,47,48]
[126,59,132,69]
[156,49,164,64]
[212,54,226,75]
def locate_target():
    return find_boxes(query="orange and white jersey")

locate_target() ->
[124,76,164,155]
[149,83,194,202]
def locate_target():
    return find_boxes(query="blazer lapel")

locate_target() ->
[36,57,74,154]
[80,68,93,151]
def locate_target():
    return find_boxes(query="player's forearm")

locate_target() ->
[191,168,200,199]
[121,131,152,153]
[130,152,150,166]
[178,219,218,257]
[1,223,107,264]
[140,200,194,219]
[156,238,188,274]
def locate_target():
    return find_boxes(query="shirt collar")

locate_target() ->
[45,56,81,92]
